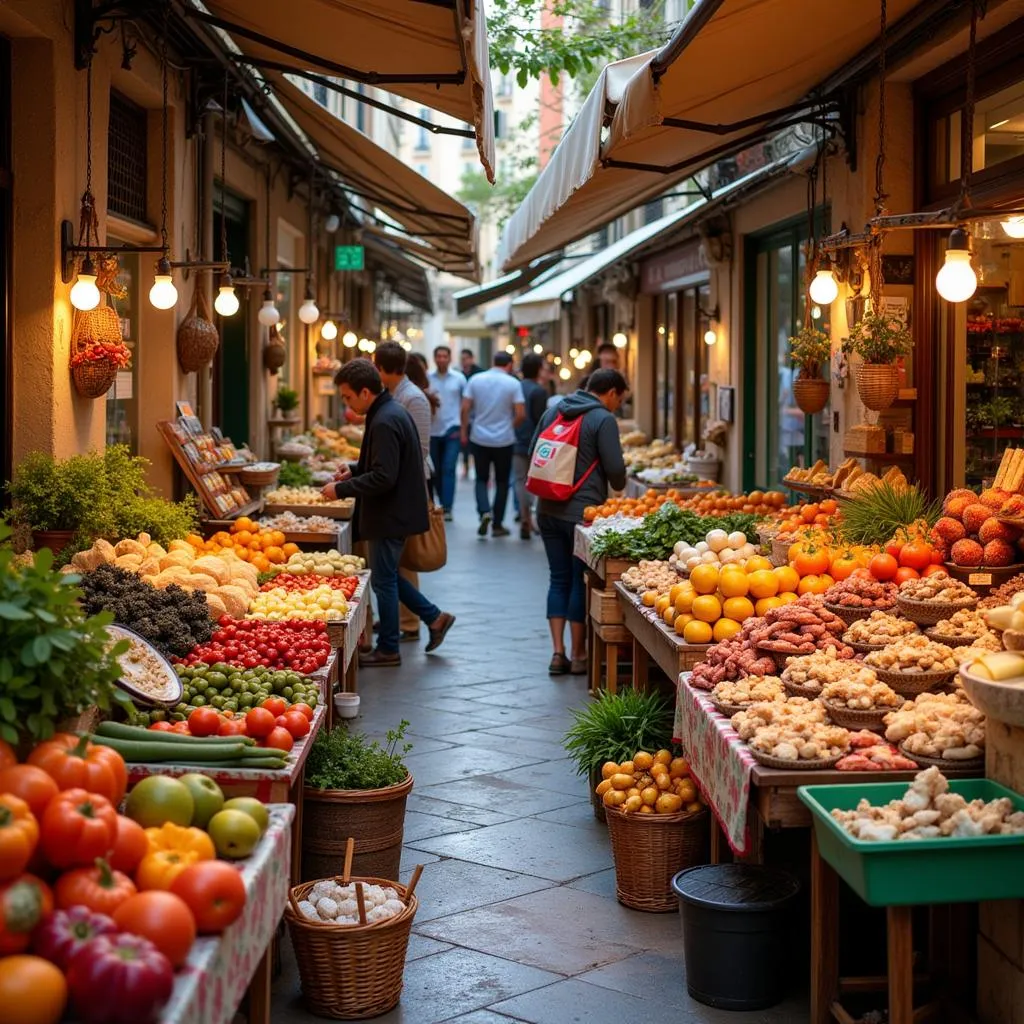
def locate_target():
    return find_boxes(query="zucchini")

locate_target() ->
[238,746,287,760]
[90,735,250,763]
[95,722,256,746]
[190,757,291,769]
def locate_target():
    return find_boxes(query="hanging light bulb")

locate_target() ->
[357,338,371,352]
[808,268,839,306]
[558,367,572,381]
[504,343,516,355]
[935,227,978,303]
[298,283,319,325]
[257,288,280,327]
[704,328,718,346]
[213,274,239,317]
[342,331,358,349]
[532,343,543,354]
[1001,216,1024,239]
[569,347,579,359]
[811,305,823,320]
[321,319,338,341]
[324,213,341,234]
[553,356,562,365]
[70,256,101,311]
[365,340,376,353]
[149,256,178,310]
[580,349,592,364]
[612,331,628,349]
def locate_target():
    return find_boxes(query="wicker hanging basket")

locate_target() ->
[71,304,122,398]
[177,283,219,373]
[855,363,900,411]
[264,323,286,374]
[793,373,830,415]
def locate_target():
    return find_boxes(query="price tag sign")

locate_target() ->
[969,572,993,587]
[334,245,365,271]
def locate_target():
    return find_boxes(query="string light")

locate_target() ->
[558,367,571,380]
[257,288,280,327]
[612,332,628,348]
[342,331,358,348]
[532,343,543,354]
[808,268,839,305]
[320,320,338,341]
[70,257,100,311]
[935,227,978,303]
[505,344,516,354]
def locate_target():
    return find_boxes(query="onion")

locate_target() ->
[718,548,738,564]
[728,531,747,549]
[701,551,719,564]
[685,555,702,570]
[695,541,709,554]
[706,529,729,553]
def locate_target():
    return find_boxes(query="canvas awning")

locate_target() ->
[500,0,926,270]
[452,255,562,315]
[364,234,433,313]
[191,0,495,182]
[266,73,479,280]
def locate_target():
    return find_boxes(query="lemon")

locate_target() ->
[713,618,742,641]
[683,619,714,644]
[691,594,722,623]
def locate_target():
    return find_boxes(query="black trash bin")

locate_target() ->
[672,863,800,1010]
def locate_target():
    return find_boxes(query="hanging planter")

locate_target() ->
[855,363,900,411]
[264,323,286,374]
[793,373,831,415]
[177,282,219,373]
[70,304,130,399]
[788,326,832,416]
[842,308,912,413]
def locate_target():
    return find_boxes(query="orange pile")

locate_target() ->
[187,516,300,573]
[584,488,789,523]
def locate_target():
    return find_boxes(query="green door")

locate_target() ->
[213,194,250,447]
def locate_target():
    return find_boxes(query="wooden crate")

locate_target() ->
[589,586,624,626]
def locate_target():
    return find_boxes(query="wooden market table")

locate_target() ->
[327,570,369,695]
[126,705,325,885]
[163,803,295,1024]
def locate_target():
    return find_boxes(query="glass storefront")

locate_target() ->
[105,246,139,452]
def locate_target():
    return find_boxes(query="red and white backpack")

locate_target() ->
[525,413,598,501]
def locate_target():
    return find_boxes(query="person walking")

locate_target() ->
[461,352,524,538]
[513,353,549,541]
[323,359,454,667]
[458,349,483,479]
[529,368,628,675]
[427,345,466,521]
[374,341,435,645]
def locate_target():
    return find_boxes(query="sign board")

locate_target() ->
[334,245,365,271]
[640,239,707,294]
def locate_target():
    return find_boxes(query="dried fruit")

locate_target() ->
[932,517,966,545]
[962,503,992,536]
[951,538,984,566]
[983,539,1016,567]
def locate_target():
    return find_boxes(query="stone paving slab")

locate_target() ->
[402,809,482,843]
[485,758,590,797]
[443,730,570,762]
[412,776,583,818]
[406,792,521,826]
[400,746,547,787]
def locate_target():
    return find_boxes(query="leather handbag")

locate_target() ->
[401,503,447,572]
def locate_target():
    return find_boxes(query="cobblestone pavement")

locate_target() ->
[273,483,810,1023]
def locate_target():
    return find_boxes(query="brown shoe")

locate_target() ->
[425,612,455,652]
[359,649,401,668]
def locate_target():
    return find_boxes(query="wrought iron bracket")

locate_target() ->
[74,0,144,70]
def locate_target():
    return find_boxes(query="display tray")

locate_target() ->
[106,624,183,708]
[942,562,1024,597]
[264,501,354,521]
[281,530,342,546]
[798,778,1024,906]
[782,479,829,497]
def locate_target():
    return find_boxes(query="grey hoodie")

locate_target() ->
[529,390,627,523]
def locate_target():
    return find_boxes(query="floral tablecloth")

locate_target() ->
[162,803,295,1024]
[673,672,756,856]
[127,703,325,803]
[342,571,370,669]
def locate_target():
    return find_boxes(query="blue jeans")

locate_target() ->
[368,537,441,654]
[538,515,587,623]
[471,442,513,526]
[430,428,461,512]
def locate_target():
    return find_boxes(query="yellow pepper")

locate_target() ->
[144,822,216,861]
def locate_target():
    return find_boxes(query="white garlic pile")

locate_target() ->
[298,881,406,924]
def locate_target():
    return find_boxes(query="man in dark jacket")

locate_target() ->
[323,359,455,667]
[513,352,549,541]
[529,368,628,675]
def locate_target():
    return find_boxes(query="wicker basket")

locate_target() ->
[782,679,824,700]
[843,637,891,655]
[855,363,900,412]
[237,465,280,488]
[285,874,418,1019]
[748,749,842,771]
[302,774,413,883]
[264,323,286,374]
[924,627,982,648]
[710,698,748,719]
[896,595,978,626]
[758,645,807,672]
[71,303,123,398]
[589,764,606,824]
[821,699,892,732]
[869,665,956,695]
[793,374,830,415]
[177,283,219,373]
[605,805,709,912]
[770,538,792,566]
[897,744,984,772]
[823,601,878,626]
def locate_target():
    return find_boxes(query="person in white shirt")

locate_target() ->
[461,352,525,538]
[427,345,466,521]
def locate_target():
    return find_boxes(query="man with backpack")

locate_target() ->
[513,352,550,541]
[526,369,628,675]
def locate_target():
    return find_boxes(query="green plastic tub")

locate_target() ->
[798,779,1024,907]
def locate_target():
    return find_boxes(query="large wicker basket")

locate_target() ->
[605,804,708,912]
[177,284,219,373]
[793,374,830,415]
[896,594,978,626]
[855,363,900,412]
[285,872,419,1019]
[302,774,413,883]
[71,304,123,398]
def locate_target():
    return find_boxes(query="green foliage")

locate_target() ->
[275,386,300,414]
[278,461,314,488]
[788,326,831,375]
[0,523,133,745]
[590,502,761,561]
[306,719,412,791]
[842,308,913,365]
[563,689,674,777]
[114,495,199,547]
[837,483,940,546]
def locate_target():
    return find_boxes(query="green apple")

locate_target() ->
[125,776,194,828]
[207,809,262,859]
[178,773,225,829]
[222,797,270,835]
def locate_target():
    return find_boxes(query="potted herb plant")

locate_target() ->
[274,385,300,421]
[841,307,913,411]
[788,325,832,414]
[563,690,675,822]
[302,720,413,882]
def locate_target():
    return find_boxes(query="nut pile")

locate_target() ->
[865,635,958,674]
[622,560,679,594]
[951,636,1003,663]
[747,595,850,654]
[259,511,339,533]
[821,677,902,710]
[898,572,977,605]
[844,612,919,647]
[883,691,985,760]
[781,652,871,694]
[730,698,850,762]
[711,676,784,708]
[691,622,779,689]
[297,880,407,925]
[980,573,1024,609]
[824,576,898,610]
[930,608,988,640]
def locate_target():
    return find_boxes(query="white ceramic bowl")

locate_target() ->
[334,692,361,719]
[958,663,1024,728]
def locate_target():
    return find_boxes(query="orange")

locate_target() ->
[655,595,672,617]
[776,591,799,605]
[663,606,677,626]
[233,530,252,547]
[251,554,271,572]
[282,542,300,558]
[713,618,742,642]
[674,588,696,614]
[773,565,800,593]
[818,574,835,590]
[754,596,784,616]
[691,595,722,623]
[689,564,720,595]
[682,619,714,644]
[722,596,755,622]
[213,531,232,546]
[744,555,774,574]
[270,530,286,547]
[185,534,205,549]
[673,613,694,632]
[264,545,285,563]
[798,574,830,595]
[234,547,251,562]
[718,569,749,599]
[668,583,687,604]
[234,516,256,533]
[747,569,779,599]
[642,591,658,607]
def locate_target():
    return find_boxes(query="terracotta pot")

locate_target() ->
[792,373,830,415]
[32,529,76,554]
[856,363,900,411]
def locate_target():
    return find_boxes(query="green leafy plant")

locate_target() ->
[0,524,132,745]
[274,386,300,415]
[837,482,940,546]
[788,326,831,376]
[278,461,313,488]
[842,308,913,365]
[563,690,674,777]
[306,719,412,791]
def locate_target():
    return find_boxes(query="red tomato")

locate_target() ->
[262,727,294,753]
[187,708,221,738]
[0,765,59,819]
[111,892,196,968]
[869,553,899,581]
[108,816,149,876]
[277,712,310,739]
[148,722,174,733]
[899,540,934,572]
[170,861,246,934]
[931,548,944,565]
[171,723,192,735]
[217,720,247,738]
[885,541,904,560]
[245,708,276,739]
[260,697,288,718]
[0,741,15,772]
[289,703,315,721]
[922,563,948,577]
[894,566,920,584]
[39,790,118,870]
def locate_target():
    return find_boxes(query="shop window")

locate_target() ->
[312,82,328,107]
[415,109,430,151]
[107,92,148,224]
[105,248,139,452]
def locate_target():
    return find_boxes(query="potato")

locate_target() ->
[595,779,612,796]
[618,761,635,776]
[600,762,620,780]
[623,795,643,813]
[602,789,626,807]
[610,773,634,791]
[633,751,654,770]
[641,787,659,806]
[669,757,690,779]
[656,793,683,814]
[654,749,673,766]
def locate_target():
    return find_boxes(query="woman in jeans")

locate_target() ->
[528,369,628,675]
